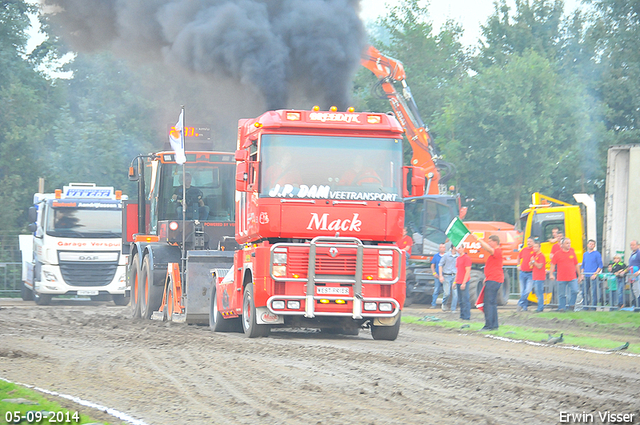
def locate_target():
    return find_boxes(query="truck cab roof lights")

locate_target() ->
[115,190,122,200]
[367,115,382,124]
[254,122,263,128]
[55,189,62,199]
[330,106,338,112]
[347,107,355,112]
[312,105,320,111]
[286,112,301,121]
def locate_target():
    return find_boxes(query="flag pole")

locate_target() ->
[181,106,187,275]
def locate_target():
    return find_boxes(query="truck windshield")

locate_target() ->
[156,162,235,221]
[47,207,122,238]
[260,134,403,201]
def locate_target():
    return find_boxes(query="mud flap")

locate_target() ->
[255,307,284,325]
[184,250,234,324]
[373,314,400,327]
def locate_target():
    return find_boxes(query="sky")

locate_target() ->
[358,0,583,47]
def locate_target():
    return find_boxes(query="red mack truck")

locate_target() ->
[125,108,423,340]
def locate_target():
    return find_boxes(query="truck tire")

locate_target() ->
[371,311,401,341]
[21,282,33,301]
[112,294,129,306]
[139,255,163,319]
[129,254,141,318]
[467,270,485,308]
[241,284,270,338]
[34,290,52,306]
[209,286,240,332]
[497,272,510,306]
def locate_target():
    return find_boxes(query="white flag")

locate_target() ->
[169,109,186,165]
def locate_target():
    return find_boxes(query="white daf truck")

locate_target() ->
[21,183,128,305]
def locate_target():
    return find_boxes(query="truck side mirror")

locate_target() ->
[28,222,37,233]
[235,149,249,162]
[28,206,37,222]
[236,161,249,192]
[403,166,425,197]
[128,166,139,182]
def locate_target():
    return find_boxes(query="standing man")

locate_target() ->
[438,243,459,312]
[549,230,564,261]
[607,254,627,308]
[531,241,547,312]
[478,235,504,330]
[549,238,582,311]
[454,245,472,320]
[628,240,640,309]
[517,237,535,311]
[430,243,446,309]
[581,239,603,309]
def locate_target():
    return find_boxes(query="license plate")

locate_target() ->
[316,286,349,295]
[78,290,99,296]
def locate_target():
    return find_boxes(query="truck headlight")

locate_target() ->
[273,252,287,264]
[43,270,57,283]
[378,267,393,279]
[379,302,393,312]
[364,302,377,311]
[273,265,287,277]
[287,300,301,309]
[378,254,393,268]
[272,300,285,309]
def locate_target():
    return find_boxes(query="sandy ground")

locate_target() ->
[1,298,639,425]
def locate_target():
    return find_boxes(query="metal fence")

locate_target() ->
[515,273,638,311]
[0,234,22,296]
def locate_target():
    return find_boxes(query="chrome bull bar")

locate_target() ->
[269,236,402,319]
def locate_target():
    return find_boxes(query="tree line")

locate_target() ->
[1,0,638,235]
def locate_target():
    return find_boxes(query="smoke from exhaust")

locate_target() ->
[41,0,366,112]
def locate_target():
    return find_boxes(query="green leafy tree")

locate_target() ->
[0,0,64,232]
[478,0,565,68]
[435,51,585,223]
[585,0,640,144]
[45,52,157,196]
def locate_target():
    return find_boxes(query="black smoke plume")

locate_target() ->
[41,0,366,111]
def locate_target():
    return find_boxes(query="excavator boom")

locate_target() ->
[361,45,442,194]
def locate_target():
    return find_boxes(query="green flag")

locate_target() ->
[446,217,470,248]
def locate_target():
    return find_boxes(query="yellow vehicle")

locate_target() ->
[519,192,596,267]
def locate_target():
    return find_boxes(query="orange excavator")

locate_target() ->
[362,45,520,306]
[361,45,455,195]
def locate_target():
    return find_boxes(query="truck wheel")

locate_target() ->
[21,282,33,301]
[112,294,129,306]
[497,272,511,306]
[139,255,163,319]
[129,255,141,318]
[34,290,52,306]
[241,284,270,338]
[468,270,485,308]
[209,286,239,332]
[371,311,401,341]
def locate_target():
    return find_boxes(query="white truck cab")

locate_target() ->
[21,183,129,305]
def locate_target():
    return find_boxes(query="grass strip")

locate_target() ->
[402,315,640,354]
[0,380,119,424]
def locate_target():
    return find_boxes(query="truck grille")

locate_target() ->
[288,249,377,277]
[59,261,118,287]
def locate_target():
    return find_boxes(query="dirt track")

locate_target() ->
[1,299,639,425]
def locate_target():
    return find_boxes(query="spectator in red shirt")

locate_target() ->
[478,235,503,330]
[517,237,535,311]
[531,241,547,312]
[549,238,583,311]
[549,230,564,261]
[454,245,472,320]
[398,228,413,260]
